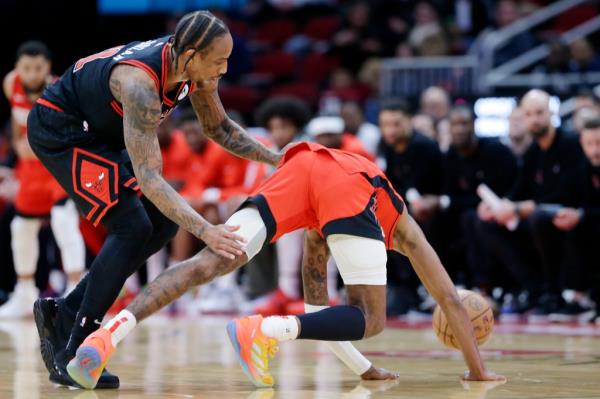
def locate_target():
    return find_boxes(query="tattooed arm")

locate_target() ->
[189,88,281,166]
[393,214,504,382]
[112,65,244,259]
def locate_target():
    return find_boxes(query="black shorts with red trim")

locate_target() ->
[27,101,142,227]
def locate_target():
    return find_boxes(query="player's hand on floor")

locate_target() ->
[461,370,507,383]
[200,224,247,260]
[360,366,400,380]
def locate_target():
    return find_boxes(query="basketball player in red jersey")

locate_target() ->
[28,11,280,388]
[67,142,506,389]
[0,41,85,318]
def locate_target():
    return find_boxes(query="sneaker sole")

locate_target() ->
[226,320,272,388]
[33,299,57,375]
[67,346,103,389]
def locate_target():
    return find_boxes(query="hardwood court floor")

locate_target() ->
[1,316,599,399]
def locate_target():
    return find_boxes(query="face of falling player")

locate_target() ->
[15,54,51,93]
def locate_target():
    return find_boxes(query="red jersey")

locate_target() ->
[247,142,405,249]
[9,74,35,135]
[160,129,193,184]
[180,140,268,201]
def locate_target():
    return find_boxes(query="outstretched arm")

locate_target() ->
[302,230,398,381]
[393,214,505,382]
[112,65,244,259]
[189,85,281,167]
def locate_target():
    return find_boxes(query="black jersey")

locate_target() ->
[41,36,194,149]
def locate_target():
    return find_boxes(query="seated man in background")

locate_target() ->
[477,89,584,320]
[378,99,443,316]
[67,142,505,389]
[441,105,517,294]
[544,116,600,323]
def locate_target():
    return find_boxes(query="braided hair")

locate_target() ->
[170,11,229,71]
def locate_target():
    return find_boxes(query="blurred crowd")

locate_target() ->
[0,0,599,325]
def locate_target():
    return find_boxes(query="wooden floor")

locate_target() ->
[1,316,599,399]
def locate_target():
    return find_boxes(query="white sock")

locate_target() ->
[103,309,137,347]
[260,316,299,341]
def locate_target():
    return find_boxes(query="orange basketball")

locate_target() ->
[432,289,494,350]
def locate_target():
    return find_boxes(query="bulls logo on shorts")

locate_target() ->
[72,148,119,226]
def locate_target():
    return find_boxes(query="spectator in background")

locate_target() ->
[504,107,532,161]
[411,113,437,142]
[306,115,373,161]
[340,100,380,156]
[476,89,584,320]
[569,38,600,74]
[408,1,449,56]
[442,105,518,291]
[544,116,600,322]
[252,96,312,316]
[157,114,193,191]
[331,1,382,74]
[419,86,451,150]
[470,0,537,67]
[532,38,571,95]
[378,99,443,315]
[420,86,450,124]
[255,96,311,151]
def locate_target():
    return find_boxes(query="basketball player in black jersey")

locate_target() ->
[29,11,280,388]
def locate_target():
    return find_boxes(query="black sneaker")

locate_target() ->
[33,297,120,389]
[548,302,596,323]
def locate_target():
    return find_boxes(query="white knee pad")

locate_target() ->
[326,234,387,285]
[10,216,42,276]
[51,200,85,274]
[225,207,267,260]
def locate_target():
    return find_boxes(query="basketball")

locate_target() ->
[432,289,494,350]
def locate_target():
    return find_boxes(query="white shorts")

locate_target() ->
[326,234,387,285]
[225,208,387,285]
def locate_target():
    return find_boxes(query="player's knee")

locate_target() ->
[109,207,154,244]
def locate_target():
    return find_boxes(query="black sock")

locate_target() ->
[297,305,366,341]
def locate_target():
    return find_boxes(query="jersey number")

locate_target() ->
[73,46,124,72]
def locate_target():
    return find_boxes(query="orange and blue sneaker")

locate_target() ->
[226,315,279,387]
[66,329,116,389]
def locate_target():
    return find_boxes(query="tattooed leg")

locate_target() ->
[302,229,330,306]
[297,230,396,379]
[128,248,248,322]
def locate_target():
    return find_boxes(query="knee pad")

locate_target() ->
[225,207,267,260]
[51,200,85,274]
[326,234,387,285]
[10,216,42,276]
